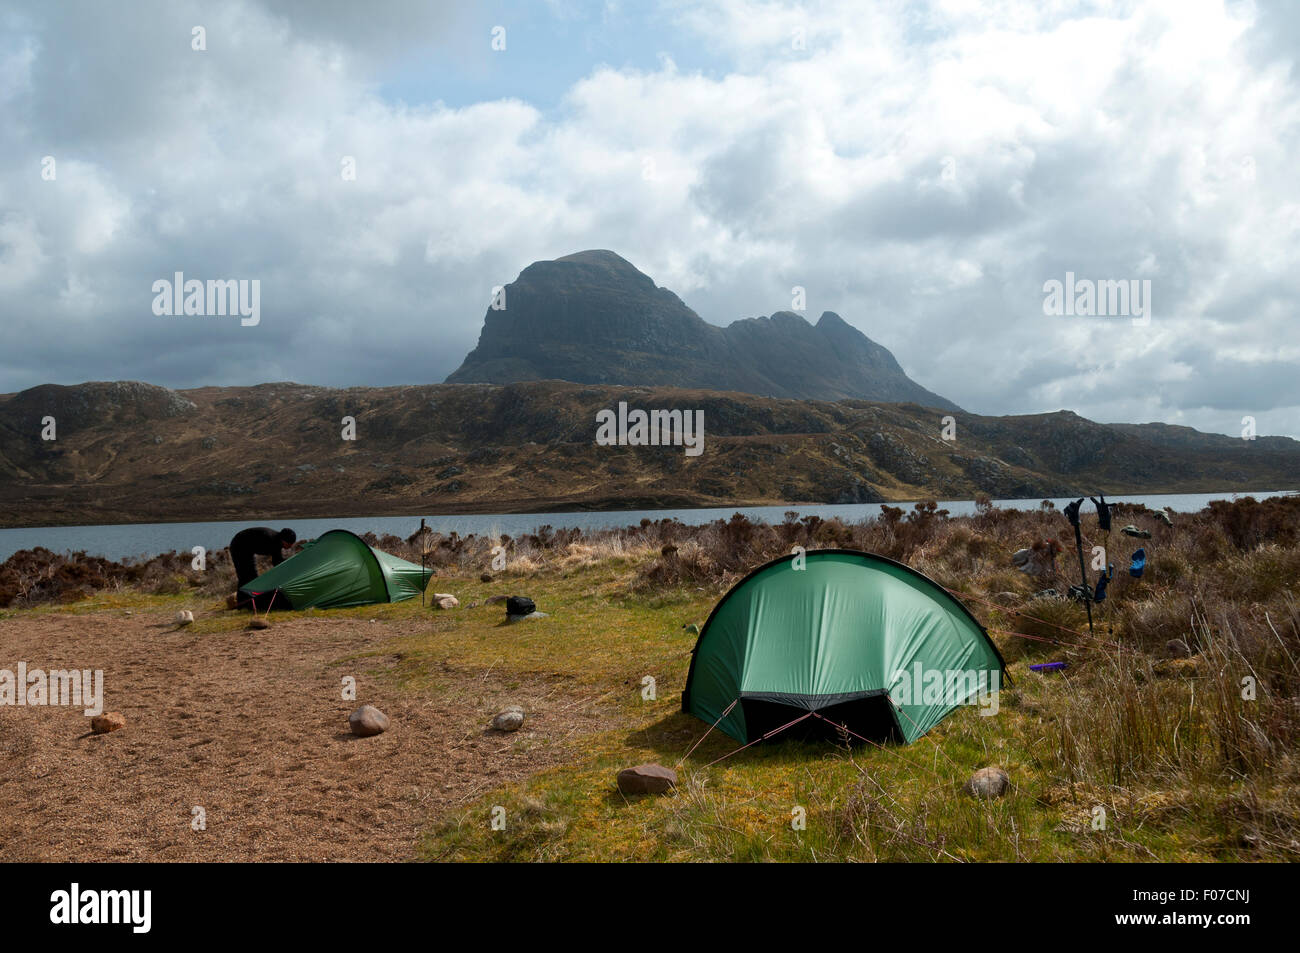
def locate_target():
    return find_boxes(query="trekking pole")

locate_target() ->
[1063,498,1094,637]
[1089,494,1112,634]
[420,518,427,607]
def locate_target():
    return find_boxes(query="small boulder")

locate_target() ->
[506,610,548,624]
[964,766,1010,799]
[246,617,271,630]
[491,706,526,732]
[485,594,508,605]
[480,573,493,583]
[176,610,194,625]
[1165,638,1191,659]
[617,763,678,795]
[682,622,700,635]
[430,593,459,610]
[349,704,390,737]
[91,712,126,735]
[1012,542,1059,576]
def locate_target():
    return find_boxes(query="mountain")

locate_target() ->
[445,250,960,410]
[1106,421,1299,454]
[1,380,1296,528]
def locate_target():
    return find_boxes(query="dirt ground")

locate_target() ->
[0,609,612,861]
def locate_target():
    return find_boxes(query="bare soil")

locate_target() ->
[0,610,612,861]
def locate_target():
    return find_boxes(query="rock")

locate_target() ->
[91,712,126,734]
[491,706,525,732]
[682,622,700,635]
[348,705,390,737]
[485,594,508,605]
[1166,638,1191,659]
[430,593,459,609]
[246,617,271,630]
[1011,539,1060,576]
[964,766,1010,799]
[617,763,678,795]
[480,573,493,583]
[506,611,548,624]
[175,610,194,625]
[1121,524,1152,539]
[994,592,1020,603]
[225,593,240,610]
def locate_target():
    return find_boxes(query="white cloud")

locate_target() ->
[1,0,1297,437]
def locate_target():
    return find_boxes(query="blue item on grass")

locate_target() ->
[1129,547,1146,578]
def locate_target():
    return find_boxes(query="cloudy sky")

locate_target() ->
[2,0,1297,436]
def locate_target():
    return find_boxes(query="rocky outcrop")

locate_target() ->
[446,250,959,410]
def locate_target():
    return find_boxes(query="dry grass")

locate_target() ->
[4,494,1299,861]
[421,495,1300,861]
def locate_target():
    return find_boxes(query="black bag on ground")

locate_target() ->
[506,596,536,616]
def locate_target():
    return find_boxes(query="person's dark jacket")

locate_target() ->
[230,527,292,588]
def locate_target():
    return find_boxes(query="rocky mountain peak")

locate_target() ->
[446,252,960,410]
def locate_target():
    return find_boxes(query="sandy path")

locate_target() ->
[0,610,607,861]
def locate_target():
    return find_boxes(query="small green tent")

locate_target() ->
[238,529,431,611]
[682,549,1006,745]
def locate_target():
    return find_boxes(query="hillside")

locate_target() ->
[1,379,1296,527]
[446,250,960,410]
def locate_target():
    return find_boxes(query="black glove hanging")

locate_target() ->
[1090,494,1112,532]
[1064,498,1084,528]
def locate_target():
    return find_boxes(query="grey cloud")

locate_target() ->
[2,0,1298,443]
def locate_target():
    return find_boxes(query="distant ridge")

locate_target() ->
[446,250,960,410]
[3,379,1296,527]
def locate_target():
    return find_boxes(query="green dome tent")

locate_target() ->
[237,529,432,611]
[682,550,1006,746]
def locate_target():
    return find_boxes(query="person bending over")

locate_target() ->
[229,526,297,589]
